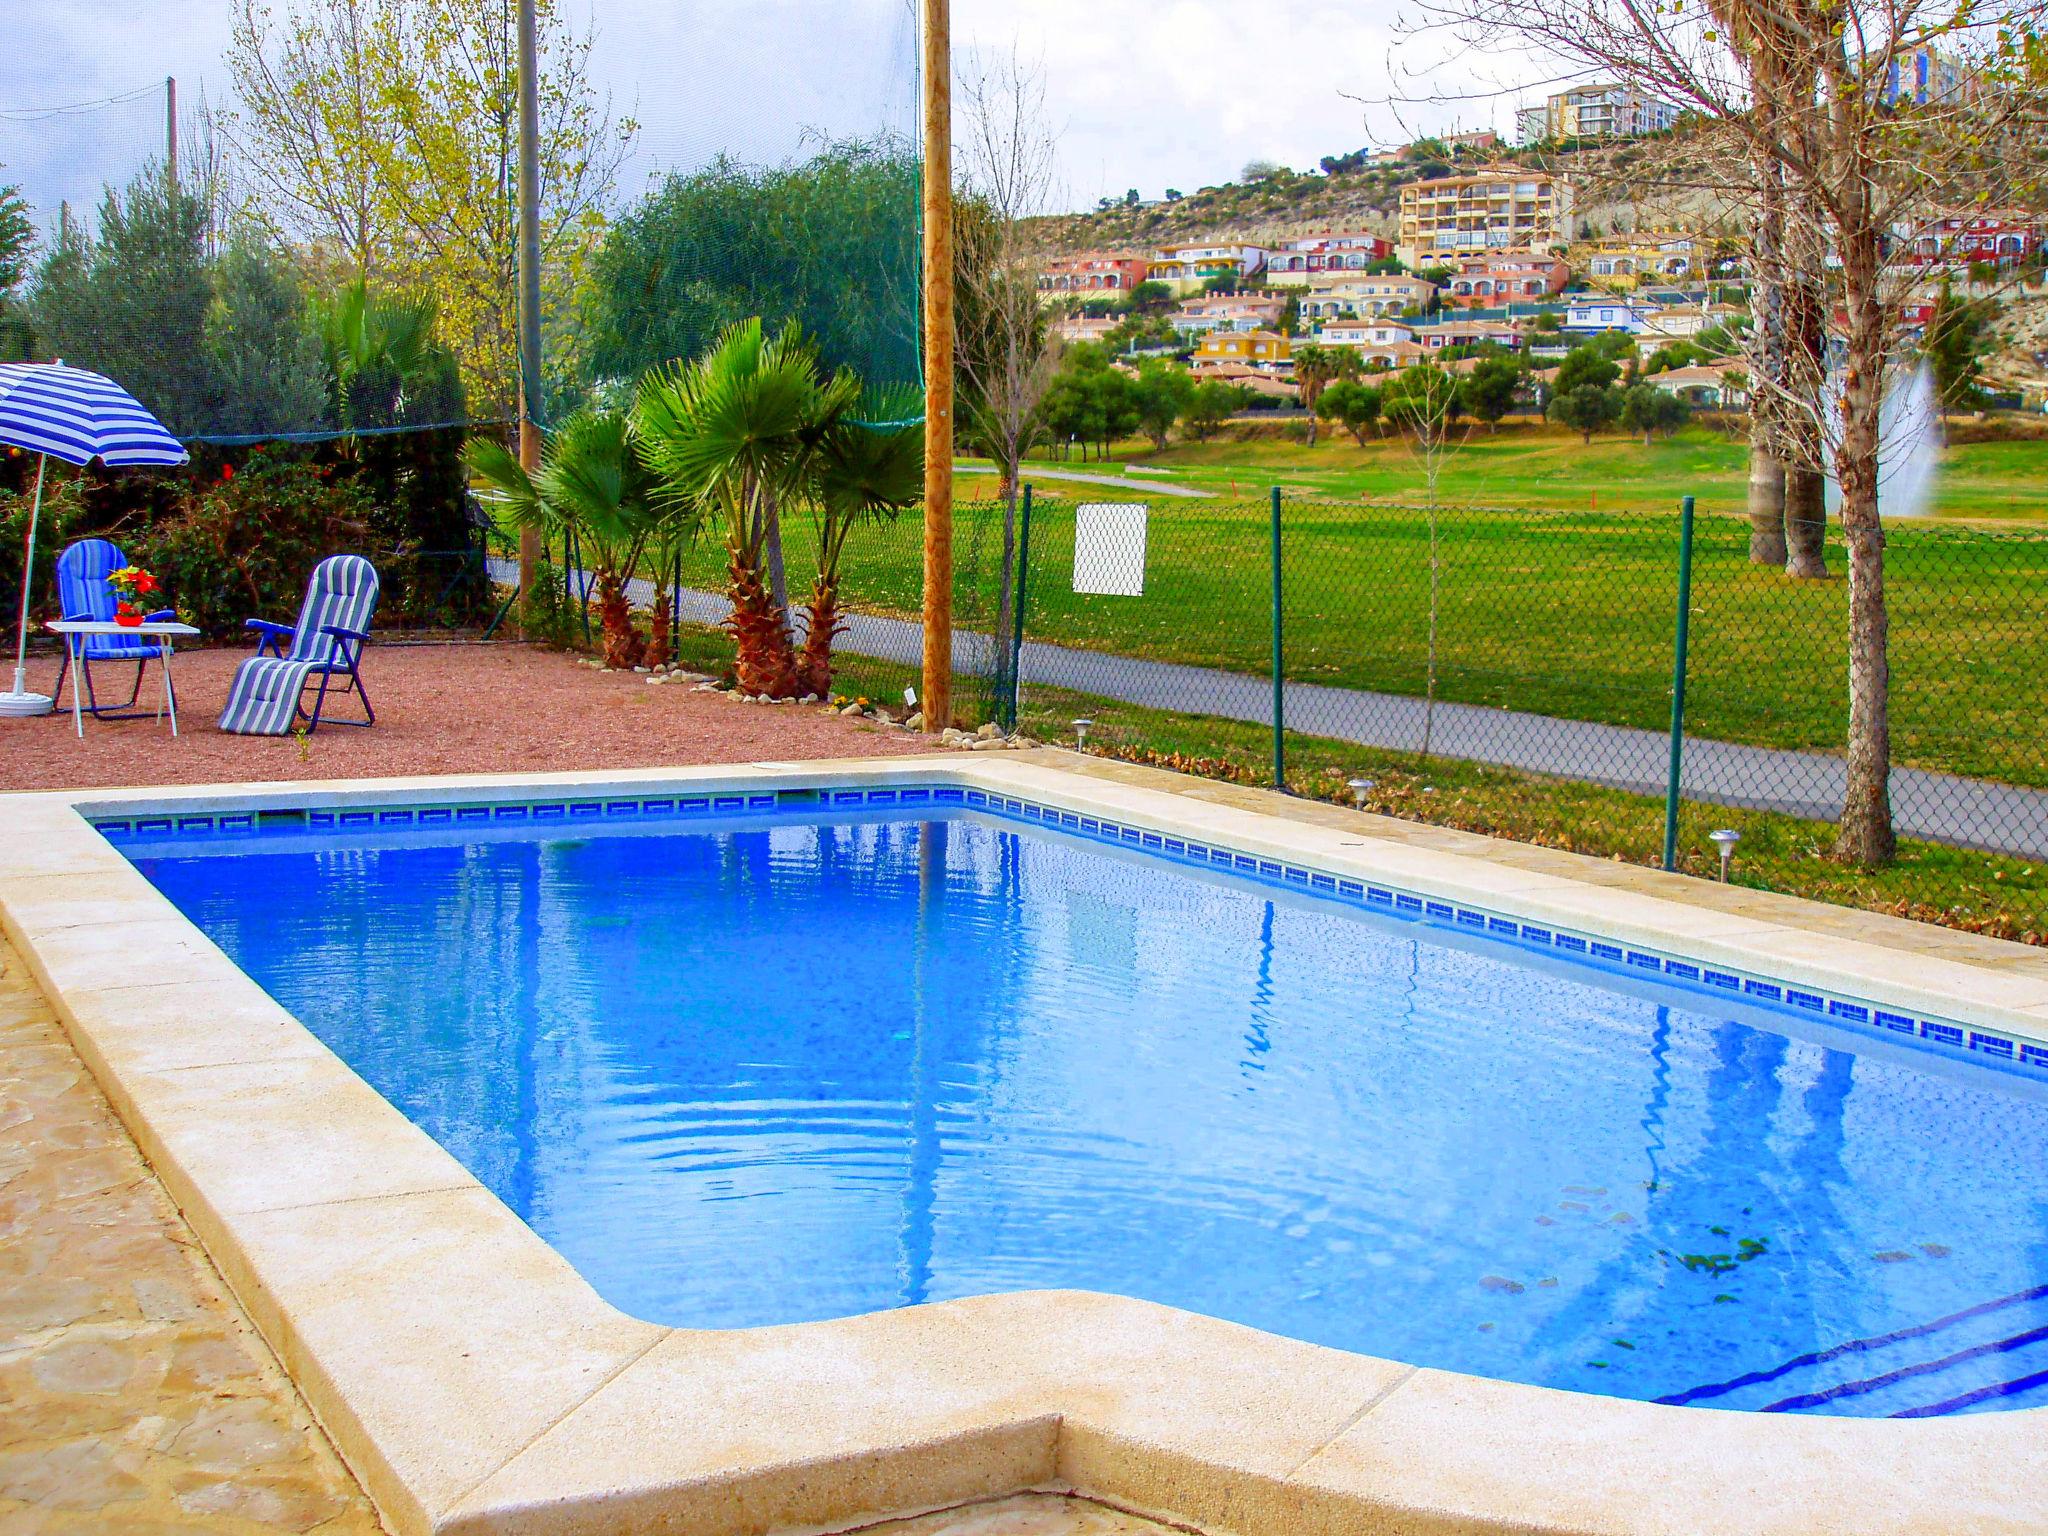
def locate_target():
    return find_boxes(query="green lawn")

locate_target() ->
[1011,684,2048,946]
[991,420,2048,522]
[659,613,2048,944]
[663,493,2048,789]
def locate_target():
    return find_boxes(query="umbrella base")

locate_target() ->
[0,691,56,718]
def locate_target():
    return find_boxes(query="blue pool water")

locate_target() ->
[129,807,2048,1415]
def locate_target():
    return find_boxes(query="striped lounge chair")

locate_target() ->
[218,555,380,736]
[52,538,179,719]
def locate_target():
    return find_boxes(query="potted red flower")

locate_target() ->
[105,566,162,627]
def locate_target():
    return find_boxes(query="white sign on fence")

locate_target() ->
[1072,502,1148,597]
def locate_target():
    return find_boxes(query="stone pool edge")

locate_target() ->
[0,752,2041,1536]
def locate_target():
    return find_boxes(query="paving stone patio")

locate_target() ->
[0,939,386,1535]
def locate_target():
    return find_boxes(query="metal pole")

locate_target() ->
[1662,494,1696,871]
[165,78,177,195]
[1006,484,1033,731]
[1271,485,1285,790]
[9,456,46,695]
[515,0,543,597]
[919,0,954,731]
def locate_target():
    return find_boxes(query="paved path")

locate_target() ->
[0,941,384,1536]
[505,560,2048,860]
[961,465,1216,498]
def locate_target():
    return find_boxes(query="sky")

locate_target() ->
[0,0,1550,231]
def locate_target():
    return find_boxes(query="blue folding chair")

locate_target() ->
[51,538,178,720]
[217,555,381,736]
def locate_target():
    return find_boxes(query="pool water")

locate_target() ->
[131,809,2048,1416]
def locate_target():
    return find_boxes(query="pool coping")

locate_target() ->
[3,753,2046,1536]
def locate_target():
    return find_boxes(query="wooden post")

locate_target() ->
[515,0,543,594]
[920,0,953,730]
[165,78,178,195]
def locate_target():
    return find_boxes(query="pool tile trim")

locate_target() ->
[6,754,2048,1536]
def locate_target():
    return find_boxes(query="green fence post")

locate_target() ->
[1271,485,1286,790]
[1007,484,1033,733]
[1662,494,1696,871]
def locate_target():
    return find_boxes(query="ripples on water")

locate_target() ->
[136,813,2048,1412]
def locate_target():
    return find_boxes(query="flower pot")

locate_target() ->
[115,605,143,628]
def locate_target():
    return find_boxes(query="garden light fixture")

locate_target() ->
[1709,828,1741,883]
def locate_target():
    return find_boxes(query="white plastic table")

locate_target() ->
[45,620,203,738]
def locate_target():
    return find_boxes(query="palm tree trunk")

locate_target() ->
[595,570,642,670]
[1783,466,1828,578]
[725,550,799,697]
[648,583,672,667]
[1747,451,1788,565]
[798,574,843,699]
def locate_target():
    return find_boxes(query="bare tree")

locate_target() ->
[226,0,632,411]
[1384,363,1470,760]
[226,0,389,271]
[954,44,1065,722]
[1401,0,2047,865]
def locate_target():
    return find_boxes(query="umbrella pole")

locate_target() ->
[10,454,46,696]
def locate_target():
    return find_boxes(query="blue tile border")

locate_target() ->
[91,780,2045,1083]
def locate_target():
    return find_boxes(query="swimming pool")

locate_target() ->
[121,792,2048,1420]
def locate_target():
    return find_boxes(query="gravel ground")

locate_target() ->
[0,641,937,793]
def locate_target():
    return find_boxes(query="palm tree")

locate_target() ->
[466,410,662,669]
[798,384,922,697]
[316,279,459,431]
[635,319,920,699]
[1293,343,1340,444]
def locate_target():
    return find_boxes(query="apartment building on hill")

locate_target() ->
[1398,170,1573,263]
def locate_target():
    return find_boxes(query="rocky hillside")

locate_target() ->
[1025,129,1736,255]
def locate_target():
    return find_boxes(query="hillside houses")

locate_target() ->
[1038,252,1151,293]
[1151,242,1269,292]
[1317,318,1417,349]
[1901,214,2044,272]
[1300,274,1438,320]
[1193,329,1293,371]
[1410,318,1525,350]
[1648,365,1748,408]
[1442,254,1570,304]
[1170,294,1288,337]
[1582,233,1696,287]
[1265,231,1396,285]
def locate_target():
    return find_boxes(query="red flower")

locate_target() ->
[221,463,234,481]
[135,573,159,593]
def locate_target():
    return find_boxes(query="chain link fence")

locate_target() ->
[983,489,2048,942]
[533,484,2048,939]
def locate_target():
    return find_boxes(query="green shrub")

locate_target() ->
[0,468,89,627]
[132,449,372,635]
[518,556,579,649]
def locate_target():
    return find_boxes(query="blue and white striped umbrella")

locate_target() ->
[0,362,189,466]
[2,363,188,714]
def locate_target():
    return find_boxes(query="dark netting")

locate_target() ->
[580,0,923,404]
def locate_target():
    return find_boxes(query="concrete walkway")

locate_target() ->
[506,560,2048,861]
[960,465,1216,498]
